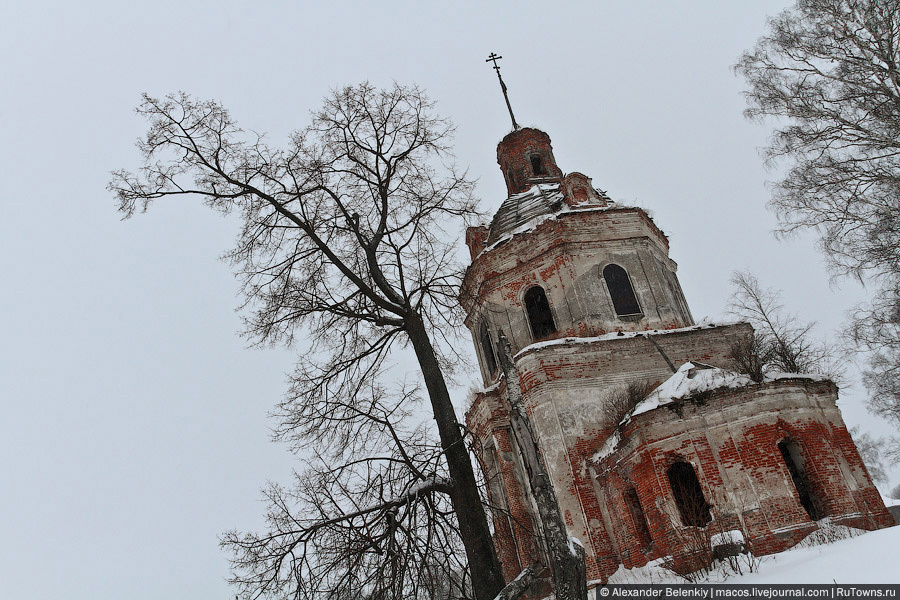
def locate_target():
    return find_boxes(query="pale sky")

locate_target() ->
[1,2,894,598]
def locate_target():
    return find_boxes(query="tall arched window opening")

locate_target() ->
[524,286,557,340]
[778,439,824,520]
[667,461,712,527]
[624,486,653,551]
[480,321,498,376]
[531,155,545,176]
[603,264,641,316]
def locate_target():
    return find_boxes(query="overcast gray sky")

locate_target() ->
[2,1,894,598]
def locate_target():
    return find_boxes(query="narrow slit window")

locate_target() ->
[624,486,653,550]
[531,155,545,176]
[603,264,641,316]
[778,440,825,520]
[480,321,498,376]
[524,286,557,340]
[506,167,518,191]
[667,461,712,527]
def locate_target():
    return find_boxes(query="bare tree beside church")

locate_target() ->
[110,84,504,600]
[727,271,843,382]
[735,0,900,427]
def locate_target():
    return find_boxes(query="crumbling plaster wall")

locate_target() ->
[590,379,895,576]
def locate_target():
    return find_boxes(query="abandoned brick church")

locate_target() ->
[461,125,894,586]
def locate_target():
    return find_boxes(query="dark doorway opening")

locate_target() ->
[667,461,712,527]
[624,486,653,550]
[778,439,825,520]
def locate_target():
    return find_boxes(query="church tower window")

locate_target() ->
[603,264,641,316]
[667,461,712,527]
[480,321,498,376]
[531,155,545,176]
[524,286,557,341]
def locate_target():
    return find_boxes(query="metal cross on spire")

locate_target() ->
[485,52,520,131]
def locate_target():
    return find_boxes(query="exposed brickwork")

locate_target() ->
[463,125,893,589]
[496,128,564,196]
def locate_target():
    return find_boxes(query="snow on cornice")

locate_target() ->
[513,322,743,360]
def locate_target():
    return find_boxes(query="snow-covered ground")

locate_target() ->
[608,500,900,585]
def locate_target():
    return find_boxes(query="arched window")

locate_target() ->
[603,264,641,316]
[480,321,498,376]
[624,486,653,551]
[531,155,545,176]
[778,439,825,520]
[667,461,711,527]
[524,286,557,340]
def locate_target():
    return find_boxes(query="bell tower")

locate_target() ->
[463,57,894,591]
[461,125,694,385]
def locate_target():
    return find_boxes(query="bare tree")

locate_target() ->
[850,286,900,429]
[601,380,658,428]
[735,0,900,427]
[849,425,890,484]
[110,84,504,600]
[727,271,843,381]
[890,483,900,500]
[222,382,474,599]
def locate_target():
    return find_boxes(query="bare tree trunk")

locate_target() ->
[493,563,542,600]
[496,331,588,600]
[406,316,505,600]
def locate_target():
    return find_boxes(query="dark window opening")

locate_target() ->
[531,155,546,176]
[524,286,557,340]
[480,321,498,376]
[624,486,653,550]
[778,440,825,520]
[667,461,712,527]
[603,264,641,316]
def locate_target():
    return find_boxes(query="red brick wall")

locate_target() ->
[496,128,564,196]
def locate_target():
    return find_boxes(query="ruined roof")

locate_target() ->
[626,362,829,421]
[485,182,613,246]
[485,183,565,245]
[628,362,753,419]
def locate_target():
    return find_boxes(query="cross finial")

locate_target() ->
[485,52,520,130]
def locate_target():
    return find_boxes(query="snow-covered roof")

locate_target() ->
[628,362,753,419]
[625,363,829,422]
[592,363,832,464]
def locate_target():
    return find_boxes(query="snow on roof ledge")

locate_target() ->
[513,322,744,360]
[626,364,831,422]
[592,363,833,464]
[627,362,752,419]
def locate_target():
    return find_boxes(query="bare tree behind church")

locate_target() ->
[110,84,504,600]
[736,0,900,430]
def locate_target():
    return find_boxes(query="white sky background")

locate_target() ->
[1,1,896,598]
